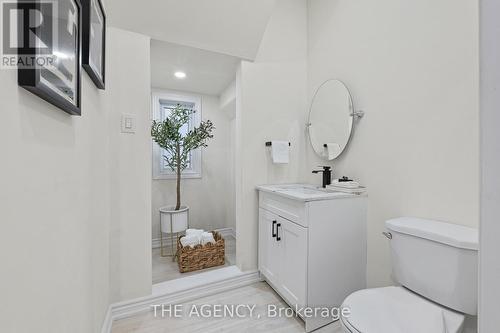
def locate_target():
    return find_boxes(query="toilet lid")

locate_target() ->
[342,287,465,333]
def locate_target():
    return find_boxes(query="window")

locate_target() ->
[152,90,202,179]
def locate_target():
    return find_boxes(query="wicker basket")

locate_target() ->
[177,231,225,273]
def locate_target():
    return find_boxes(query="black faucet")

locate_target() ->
[312,166,332,188]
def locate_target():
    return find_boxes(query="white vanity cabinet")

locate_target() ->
[259,208,308,307]
[257,185,367,332]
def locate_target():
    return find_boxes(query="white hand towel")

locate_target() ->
[180,234,201,248]
[200,232,216,245]
[331,179,361,188]
[325,143,341,160]
[271,141,289,164]
[186,229,204,236]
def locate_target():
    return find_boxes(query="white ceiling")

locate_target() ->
[106,0,276,60]
[150,39,240,96]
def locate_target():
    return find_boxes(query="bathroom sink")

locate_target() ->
[257,184,358,201]
[286,188,326,195]
[274,184,325,193]
[280,187,327,195]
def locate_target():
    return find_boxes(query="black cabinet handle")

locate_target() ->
[276,223,281,241]
[272,220,277,238]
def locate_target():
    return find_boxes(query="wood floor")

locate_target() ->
[111,282,343,333]
[152,235,236,284]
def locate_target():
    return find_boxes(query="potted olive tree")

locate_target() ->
[151,104,214,255]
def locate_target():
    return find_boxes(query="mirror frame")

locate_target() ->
[307,79,355,161]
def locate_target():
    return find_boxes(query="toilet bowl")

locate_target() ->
[340,217,478,333]
[340,286,465,333]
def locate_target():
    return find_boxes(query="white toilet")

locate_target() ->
[341,217,478,333]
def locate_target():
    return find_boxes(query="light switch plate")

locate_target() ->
[121,114,136,133]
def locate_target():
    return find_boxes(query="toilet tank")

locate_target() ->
[386,217,478,315]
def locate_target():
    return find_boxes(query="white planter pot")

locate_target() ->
[160,205,189,234]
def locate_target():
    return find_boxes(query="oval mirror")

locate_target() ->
[308,79,354,160]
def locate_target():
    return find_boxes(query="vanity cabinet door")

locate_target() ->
[258,209,281,286]
[278,217,307,308]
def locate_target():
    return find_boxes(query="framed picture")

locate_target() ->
[18,0,82,116]
[82,0,105,89]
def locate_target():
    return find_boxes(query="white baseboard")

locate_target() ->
[152,235,176,249]
[214,227,236,238]
[100,306,112,333]
[101,266,260,332]
[152,227,235,249]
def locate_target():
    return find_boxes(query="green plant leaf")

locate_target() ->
[151,104,215,209]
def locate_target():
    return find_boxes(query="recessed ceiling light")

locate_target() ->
[174,71,186,79]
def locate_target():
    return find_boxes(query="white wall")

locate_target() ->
[235,0,308,271]
[479,0,500,331]
[307,0,480,287]
[220,80,236,118]
[152,94,234,239]
[0,73,110,333]
[221,81,237,232]
[107,28,152,303]
[0,27,152,332]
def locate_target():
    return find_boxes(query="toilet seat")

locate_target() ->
[340,315,359,333]
[341,286,465,333]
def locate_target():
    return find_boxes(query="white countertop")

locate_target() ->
[256,183,365,202]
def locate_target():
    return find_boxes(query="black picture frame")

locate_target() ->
[82,0,106,89]
[18,0,82,116]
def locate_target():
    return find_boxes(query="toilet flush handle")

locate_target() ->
[382,232,392,240]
